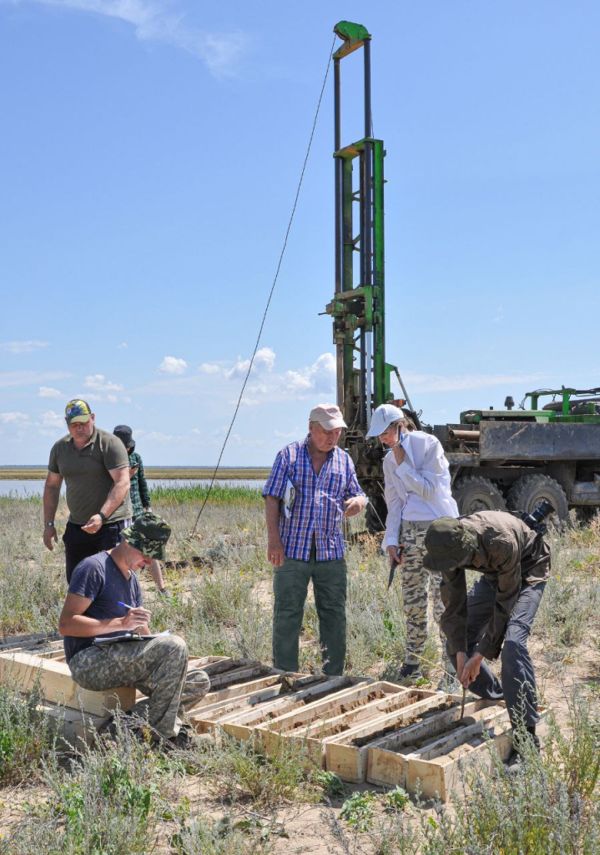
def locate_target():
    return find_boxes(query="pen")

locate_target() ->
[117,601,136,610]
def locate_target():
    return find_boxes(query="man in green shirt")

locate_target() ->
[43,399,132,581]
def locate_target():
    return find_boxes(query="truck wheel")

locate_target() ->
[453,476,507,515]
[506,474,569,522]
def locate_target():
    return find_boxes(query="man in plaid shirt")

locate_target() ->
[263,403,367,675]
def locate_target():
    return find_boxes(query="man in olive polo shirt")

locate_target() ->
[43,399,132,581]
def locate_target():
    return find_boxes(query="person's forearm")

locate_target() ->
[264,496,282,540]
[43,485,60,525]
[59,613,127,637]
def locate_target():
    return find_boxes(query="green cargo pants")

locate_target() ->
[272,555,347,675]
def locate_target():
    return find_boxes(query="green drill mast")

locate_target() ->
[325,21,399,520]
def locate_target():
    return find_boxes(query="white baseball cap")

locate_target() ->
[366,404,406,439]
[309,403,347,430]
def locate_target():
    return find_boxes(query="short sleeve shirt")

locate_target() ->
[48,427,131,524]
[63,551,142,663]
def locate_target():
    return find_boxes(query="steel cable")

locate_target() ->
[189,35,337,536]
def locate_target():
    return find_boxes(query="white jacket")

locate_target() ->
[382,430,459,548]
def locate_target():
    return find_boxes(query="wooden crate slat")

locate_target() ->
[189,674,283,711]
[257,681,404,736]
[221,677,357,741]
[367,700,513,800]
[0,650,135,717]
[325,693,459,783]
[406,715,513,801]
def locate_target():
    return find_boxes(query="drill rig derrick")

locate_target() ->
[325,21,398,525]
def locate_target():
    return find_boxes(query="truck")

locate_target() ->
[326,22,600,525]
[433,387,600,521]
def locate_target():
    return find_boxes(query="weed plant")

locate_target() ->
[4,731,177,854]
[186,734,323,809]
[0,498,64,635]
[172,815,274,854]
[150,484,262,506]
[0,683,55,785]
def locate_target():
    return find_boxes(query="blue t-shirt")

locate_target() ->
[63,551,142,664]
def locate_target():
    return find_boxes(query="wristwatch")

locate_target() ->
[98,511,108,523]
[45,521,55,528]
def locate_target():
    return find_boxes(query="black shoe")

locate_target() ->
[164,725,195,751]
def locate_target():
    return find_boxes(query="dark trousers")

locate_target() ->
[63,520,126,582]
[448,576,546,729]
[272,555,347,675]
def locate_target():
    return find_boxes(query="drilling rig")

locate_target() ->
[324,21,409,527]
[324,22,600,526]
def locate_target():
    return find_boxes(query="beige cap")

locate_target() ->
[309,403,347,430]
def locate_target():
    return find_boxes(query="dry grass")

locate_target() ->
[0,493,598,853]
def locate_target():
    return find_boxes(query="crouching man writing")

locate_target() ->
[59,511,210,744]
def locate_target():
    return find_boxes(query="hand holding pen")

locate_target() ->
[117,601,151,632]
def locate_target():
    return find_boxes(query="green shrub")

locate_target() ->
[189,735,321,808]
[5,734,173,855]
[340,790,377,832]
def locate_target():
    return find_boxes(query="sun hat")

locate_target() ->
[365,404,406,439]
[309,403,347,430]
[113,424,134,449]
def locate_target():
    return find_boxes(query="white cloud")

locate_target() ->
[0,411,29,424]
[40,410,64,430]
[18,0,249,77]
[117,342,128,349]
[38,386,62,398]
[285,352,336,395]
[226,346,276,380]
[159,356,188,375]
[74,374,130,404]
[198,362,221,375]
[0,340,48,354]
[84,374,124,393]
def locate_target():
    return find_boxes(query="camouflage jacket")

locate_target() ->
[440,511,551,660]
[128,451,151,518]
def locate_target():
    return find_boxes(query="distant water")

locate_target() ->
[0,479,265,498]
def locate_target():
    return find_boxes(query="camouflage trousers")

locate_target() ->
[69,634,210,739]
[399,520,447,667]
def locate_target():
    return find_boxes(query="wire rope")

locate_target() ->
[190,35,337,536]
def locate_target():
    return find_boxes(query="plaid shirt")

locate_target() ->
[263,436,365,561]
[128,451,151,518]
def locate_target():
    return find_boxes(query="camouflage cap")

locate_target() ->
[423,517,478,573]
[121,511,171,560]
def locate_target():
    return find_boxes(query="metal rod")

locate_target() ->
[334,58,341,297]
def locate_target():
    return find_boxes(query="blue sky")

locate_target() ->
[1,1,599,466]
